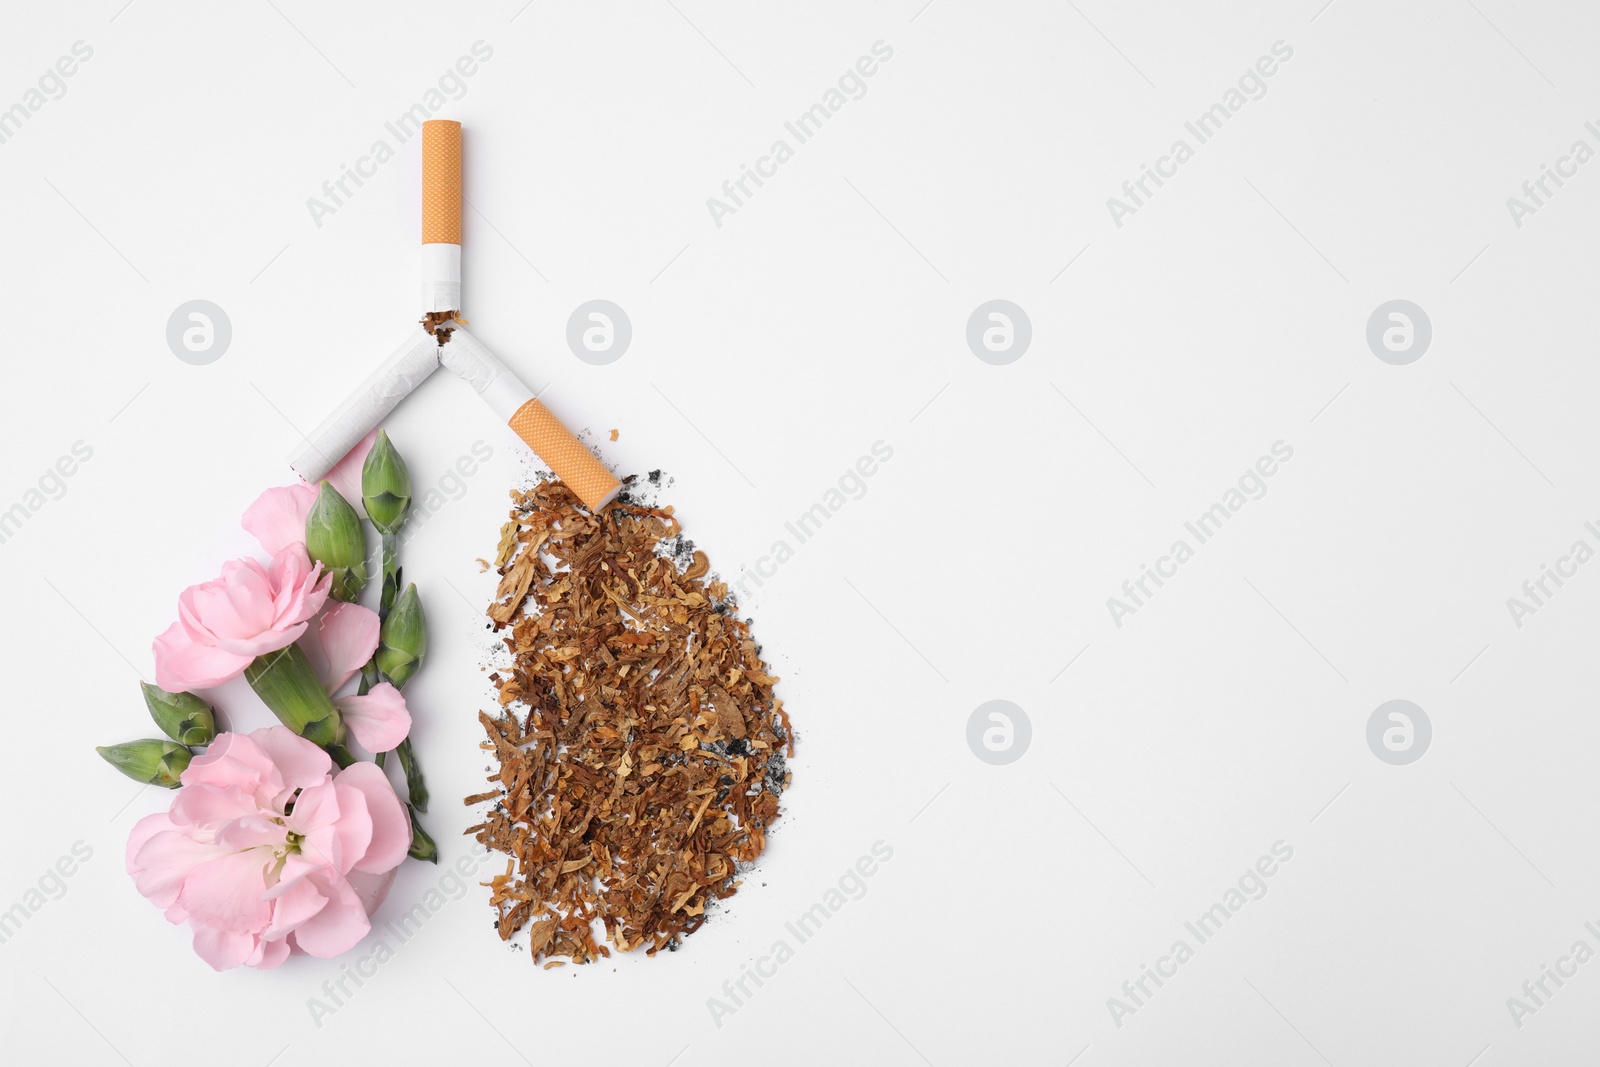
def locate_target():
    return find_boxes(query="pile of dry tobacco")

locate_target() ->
[466,476,793,965]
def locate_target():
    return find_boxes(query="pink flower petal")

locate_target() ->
[289,875,371,958]
[317,603,381,692]
[288,782,371,877]
[346,867,398,916]
[182,733,286,813]
[125,812,176,875]
[334,762,412,874]
[131,832,228,912]
[242,483,317,556]
[265,853,328,900]
[129,824,223,910]
[210,620,308,659]
[191,925,258,971]
[199,562,275,641]
[263,876,329,941]
[187,587,255,645]
[172,786,265,833]
[251,936,293,969]
[328,780,378,876]
[284,780,342,837]
[152,621,252,691]
[213,815,290,853]
[176,848,274,934]
[335,683,412,754]
[266,546,330,631]
[175,586,213,642]
[249,727,332,806]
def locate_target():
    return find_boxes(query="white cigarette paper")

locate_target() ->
[420,243,461,313]
[437,327,535,421]
[287,331,441,483]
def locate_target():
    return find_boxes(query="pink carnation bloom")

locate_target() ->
[126,727,411,971]
[152,546,331,692]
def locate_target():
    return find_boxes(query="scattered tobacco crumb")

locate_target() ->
[468,476,793,965]
[609,429,619,442]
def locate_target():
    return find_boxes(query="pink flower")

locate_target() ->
[312,603,412,753]
[125,727,412,971]
[152,546,331,691]
[242,483,317,556]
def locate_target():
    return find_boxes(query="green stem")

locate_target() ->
[376,525,428,817]
[326,743,357,769]
[407,806,438,863]
[395,736,428,811]
[379,531,400,621]
[364,632,427,809]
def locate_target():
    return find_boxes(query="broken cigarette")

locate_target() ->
[288,120,620,511]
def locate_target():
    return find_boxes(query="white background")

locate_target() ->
[1,1,1597,1064]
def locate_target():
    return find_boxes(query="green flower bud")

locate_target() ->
[97,739,191,788]
[361,430,413,536]
[140,682,217,747]
[305,481,367,602]
[244,643,345,747]
[375,583,427,687]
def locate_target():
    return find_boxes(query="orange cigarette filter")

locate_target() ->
[421,120,462,244]
[509,398,621,510]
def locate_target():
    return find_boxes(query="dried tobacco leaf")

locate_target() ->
[469,476,794,965]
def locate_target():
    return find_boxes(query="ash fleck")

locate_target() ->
[617,469,675,509]
[764,753,789,795]
[656,533,698,573]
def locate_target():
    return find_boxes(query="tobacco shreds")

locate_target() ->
[469,476,793,965]
[421,310,464,344]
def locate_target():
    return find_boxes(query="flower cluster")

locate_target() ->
[126,728,409,969]
[99,430,434,971]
